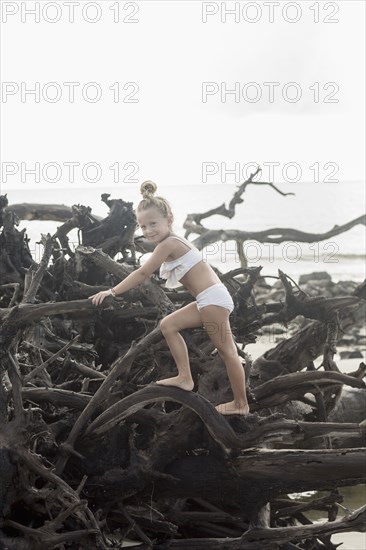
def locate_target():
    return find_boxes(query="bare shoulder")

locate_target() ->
[137,239,176,277]
[154,237,177,255]
[156,235,190,260]
[150,238,178,263]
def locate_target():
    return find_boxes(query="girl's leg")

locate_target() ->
[200,305,249,415]
[157,302,203,390]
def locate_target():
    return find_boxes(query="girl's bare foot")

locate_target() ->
[215,401,249,416]
[156,376,194,391]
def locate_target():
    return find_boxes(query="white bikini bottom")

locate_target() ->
[196,283,234,314]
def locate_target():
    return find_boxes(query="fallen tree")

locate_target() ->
[1,174,365,549]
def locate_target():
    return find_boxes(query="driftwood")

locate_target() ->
[183,168,366,262]
[1,174,365,549]
[5,202,75,222]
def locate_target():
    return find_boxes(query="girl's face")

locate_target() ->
[137,208,173,243]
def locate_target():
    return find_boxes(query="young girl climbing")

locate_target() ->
[89,181,249,416]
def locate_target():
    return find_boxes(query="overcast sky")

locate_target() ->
[1,0,365,190]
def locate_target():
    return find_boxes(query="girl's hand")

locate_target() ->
[88,290,112,306]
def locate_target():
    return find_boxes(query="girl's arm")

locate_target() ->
[89,239,174,305]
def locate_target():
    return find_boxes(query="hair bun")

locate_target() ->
[140,180,157,199]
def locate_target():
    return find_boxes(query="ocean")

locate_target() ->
[5,180,366,283]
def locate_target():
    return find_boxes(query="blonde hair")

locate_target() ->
[136,180,173,219]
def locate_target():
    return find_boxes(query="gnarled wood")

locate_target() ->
[1,187,365,548]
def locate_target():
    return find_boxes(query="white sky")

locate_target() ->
[0,0,365,190]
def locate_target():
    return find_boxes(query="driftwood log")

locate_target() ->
[1,175,365,549]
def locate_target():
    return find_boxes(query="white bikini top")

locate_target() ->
[159,236,202,289]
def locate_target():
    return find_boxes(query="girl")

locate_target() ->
[89,181,249,416]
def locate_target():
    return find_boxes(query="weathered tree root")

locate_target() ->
[136,505,366,550]
[1,187,365,548]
